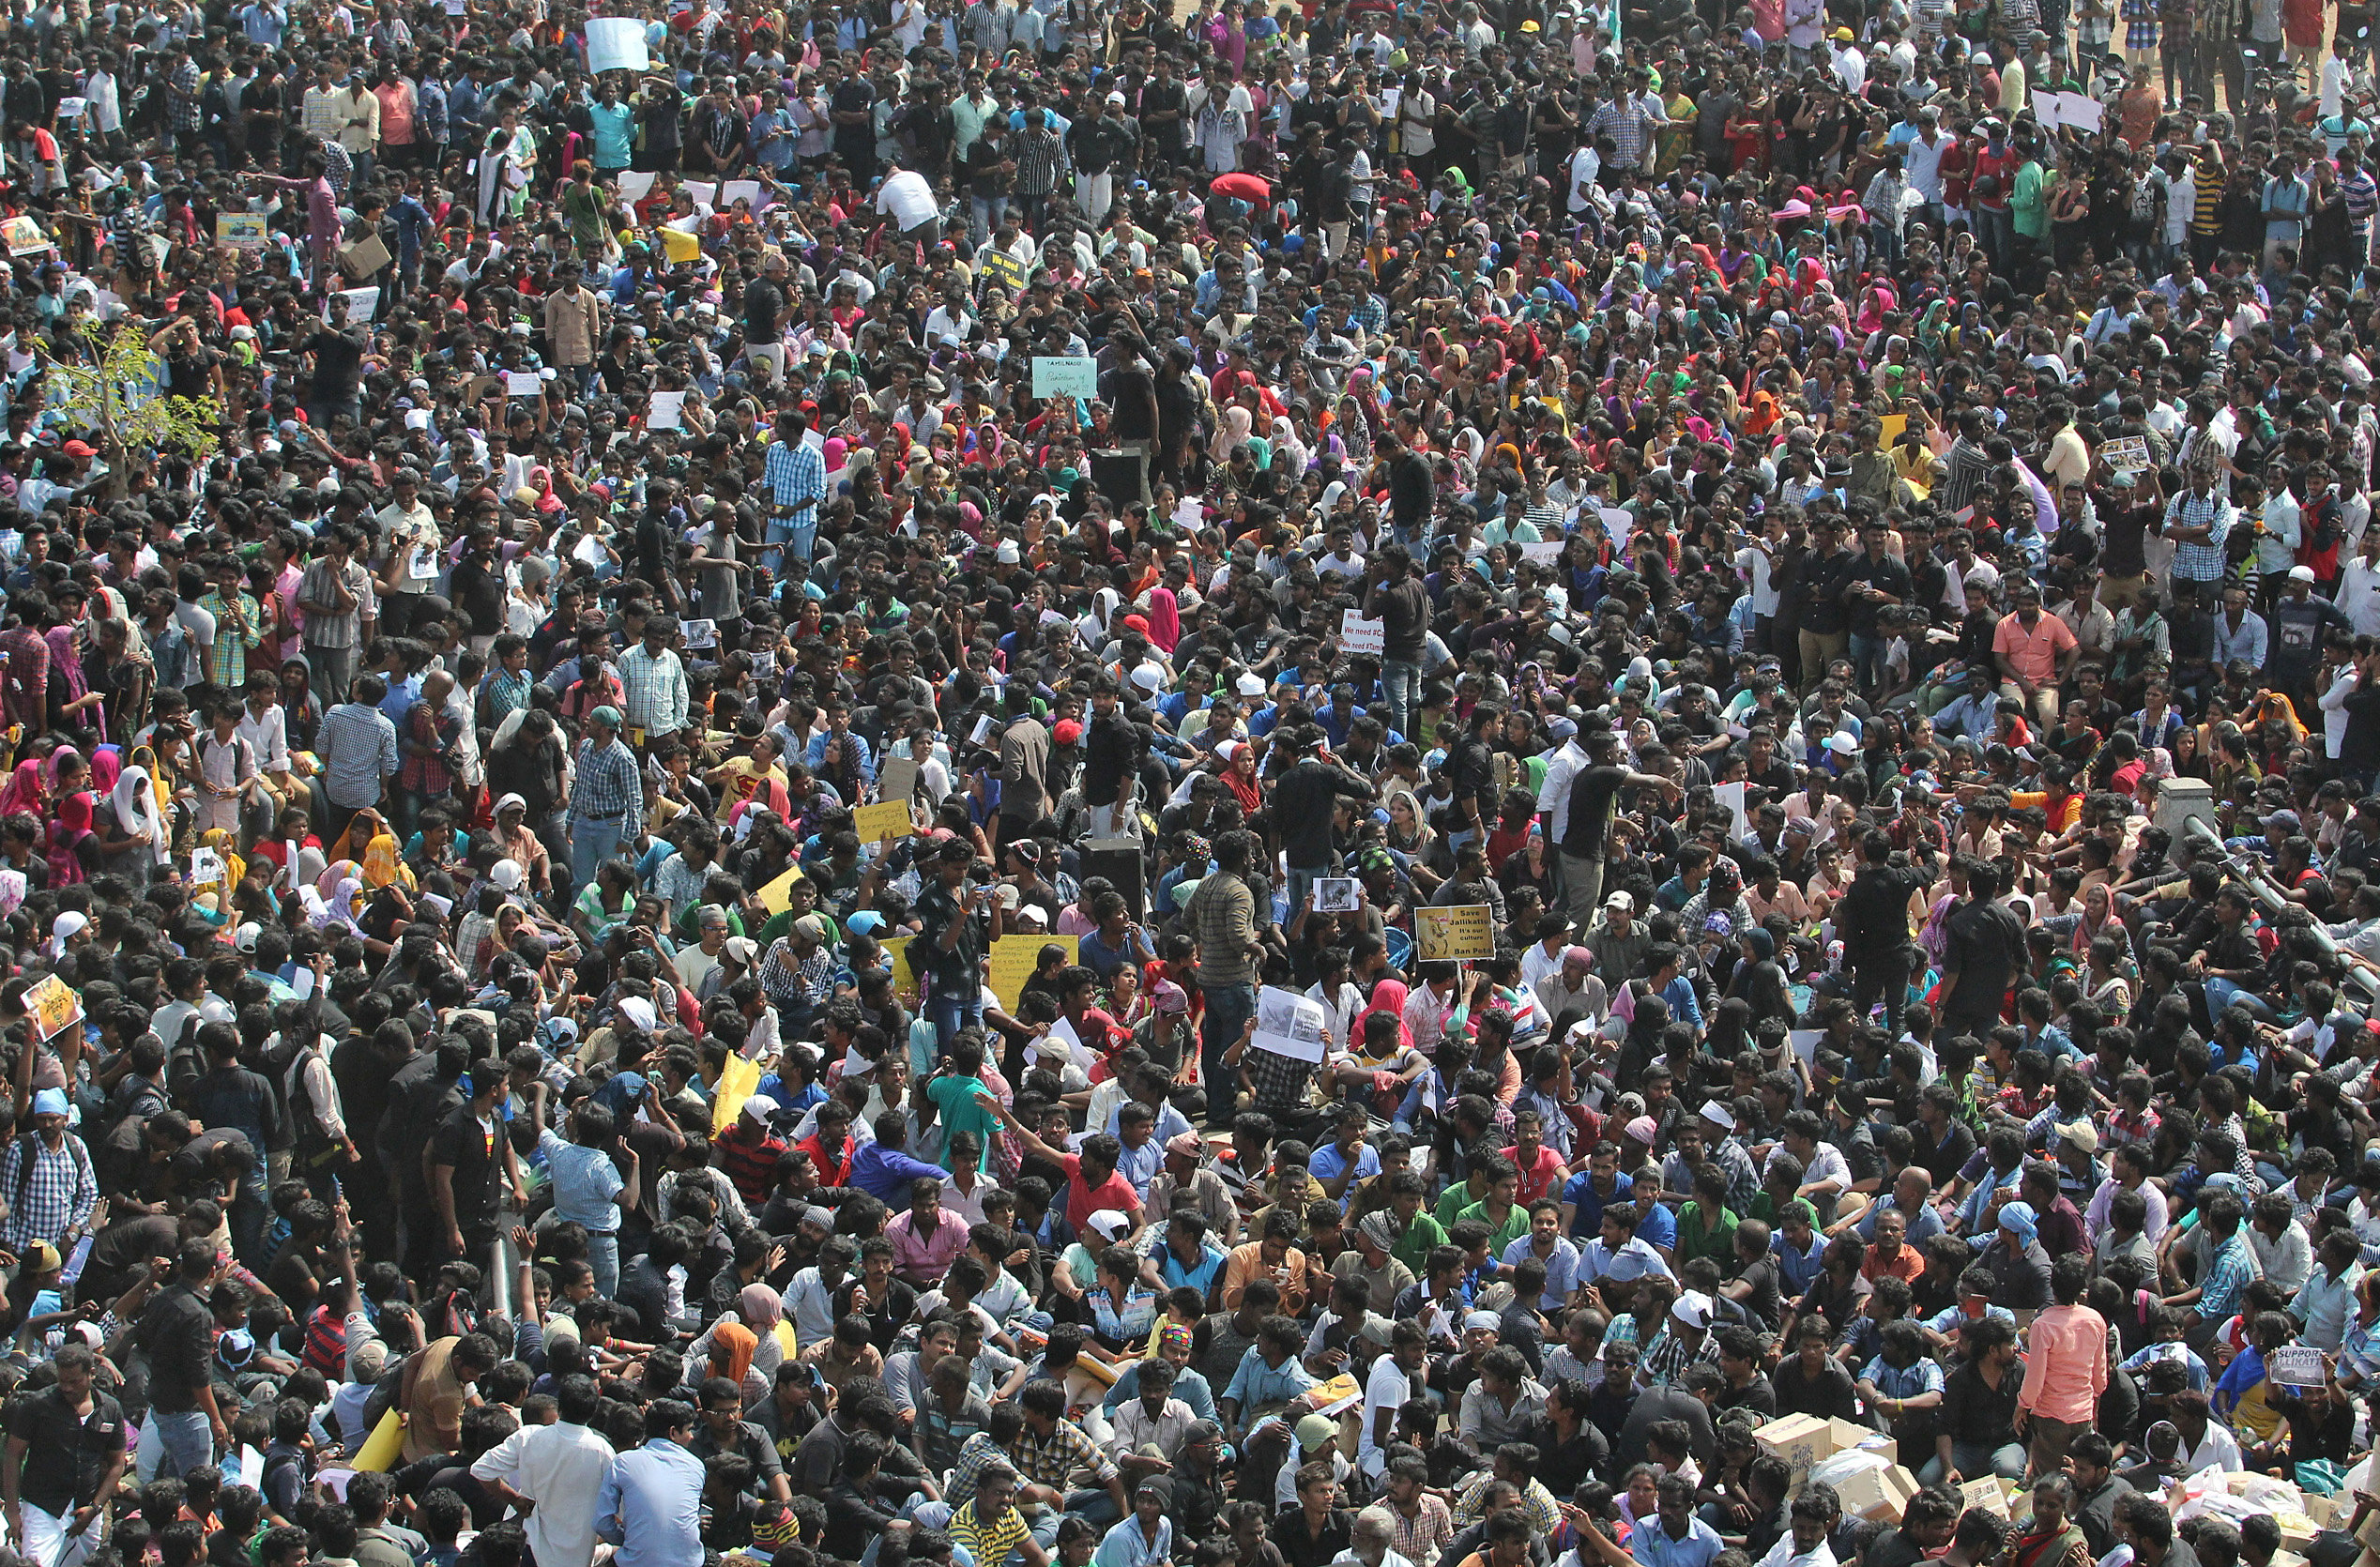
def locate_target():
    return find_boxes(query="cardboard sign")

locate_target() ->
[1252,985,1329,1062]
[216,212,268,251]
[989,933,1076,1012]
[587,16,650,72]
[853,800,912,843]
[881,936,920,1007]
[1415,905,1496,963]
[505,372,542,397]
[1517,539,1566,564]
[681,180,717,209]
[325,286,377,325]
[1030,356,1098,399]
[25,973,79,1040]
[340,233,392,276]
[661,225,701,263]
[1338,609,1386,656]
[191,845,226,891]
[617,169,657,204]
[877,755,921,804]
[721,179,763,209]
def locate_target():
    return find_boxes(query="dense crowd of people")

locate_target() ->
[12,8,2380,1567]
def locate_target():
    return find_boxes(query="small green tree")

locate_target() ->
[40,320,221,500]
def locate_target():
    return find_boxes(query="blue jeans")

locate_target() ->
[1201,982,1258,1127]
[929,981,984,1054]
[587,1231,619,1299]
[1381,658,1423,738]
[764,513,817,575]
[1849,631,1889,695]
[1917,1440,2027,1486]
[136,1408,213,1483]
[569,815,629,900]
[1285,865,1332,920]
[969,194,1008,246]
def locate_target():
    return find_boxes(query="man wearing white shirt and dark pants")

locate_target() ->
[471,1376,618,1567]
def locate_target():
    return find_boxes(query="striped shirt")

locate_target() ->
[2164,487,2234,581]
[317,700,399,809]
[1184,871,1258,989]
[0,1133,98,1250]
[617,645,689,737]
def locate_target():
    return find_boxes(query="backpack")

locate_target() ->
[266,1033,336,1164]
[6,1130,90,1222]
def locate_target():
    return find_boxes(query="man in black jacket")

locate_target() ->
[1082,675,1147,838]
[1271,725,1379,913]
[1838,829,1930,1034]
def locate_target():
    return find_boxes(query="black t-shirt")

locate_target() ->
[1562,764,1631,859]
[303,327,365,401]
[428,1103,501,1225]
[742,276,784,343]
[1944,899,2024,1020]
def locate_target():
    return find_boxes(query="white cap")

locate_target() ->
[1235,672,1266,697]
[2290,564,2318,582]
[1087,1209,1133,1240]
[1671,1290,1714,1329]
[1132,662,1166,693]
[490,860,525,890]
[1107,90,1127,104]
[235,920,262,952]
[1826,731,1859,753]
[995,540,1022,564]
[1605,891,1634,911]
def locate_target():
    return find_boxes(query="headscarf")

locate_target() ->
[116,763,169,865]
[740,1283,784,1331]
[313,875,365,932]
[1996,1200,2038,1248]
[317,859,360,900]
[1353,978,1416,1057]
[1144,586,1182,653]
[44,745,81,791]
[48,790,91,884]
[709,1319,759,1389]
[362,830,407,889]
[88,749,119,797]
[0,760,44,816]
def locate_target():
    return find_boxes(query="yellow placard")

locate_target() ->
[756,863,805,916]
[1877,414,1907,447]
[989,933,1077,1013]
[713,1054,763,1134]
[1415,905,1496,963]
[661,225,701,262]
[26,974,79,1040]
[854,800,913,843]
[352,1407,406,1471]
[881,936,921,1008]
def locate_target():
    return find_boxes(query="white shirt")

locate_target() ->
[2322,665,2359,760]
[2339,555,2380,636]
[1519,939,1569,997]
[1535,738,1593,840]
[1567,145,1599,212]
[2181,1422,2246,1475]
[237,701,291,773]
[877,167,938,230]
[1359,1350,1419,1475]
[469,1418,618,1567]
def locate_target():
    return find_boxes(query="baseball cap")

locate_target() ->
[1605,890,1634,912]
[1671,1290,1713,1329]
[2291,565,2317,582]
[490,860,525,890]
[2054,1118,2099,1151]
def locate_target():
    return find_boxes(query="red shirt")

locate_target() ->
[1059,1151,1143,1234]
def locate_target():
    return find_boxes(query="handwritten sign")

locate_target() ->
[1517,539,1567,564]
[1415,905,1497,963]
[505,372,542,397]
[2270,1345,2327,1386]
[755,862,806,916]
[1339,609,1386,656]
[648,390,686,431]
[989,933,1076,1012]
[881,936,920,1007]
[853,800,913,843]
[587,16,650,73]
[712,1054,762,1134]
[25,974,79,1040]
[1030,356,1099,399]
[217,213,267,251]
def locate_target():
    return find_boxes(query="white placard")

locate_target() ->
[1252,985,1329,1062]
[2270,1345,2327,1385]
[1314,877,1361,913]
[505,372,542,397]
[682,180,718,208]
[191,845,226,890]
[683,617,717,649]
[56,97,85,118]
[1339,609,1385,656]
[587,16,650,73]
[721,179,763,208]
[617,169,656,204]
[1518,539,1567,564]
[324,285,377,323]
[236,1445,265,1491]
[1713,780,1751,840]
[2055,91,2102,132]
[648,390,686,430]
[1173,496,1202,528]
[1790,1028,1824,1064]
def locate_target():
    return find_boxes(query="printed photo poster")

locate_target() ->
[216,213,268,251]
[1314,877,1363,913]
[25,973,80,1040]
[1252,985,1329,1062]
[1415,905,1496,962]
[1,216,49,255]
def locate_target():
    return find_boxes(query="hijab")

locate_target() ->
[1144,586,1182,653]
[0,760,43,816]
[115,763,170,865]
